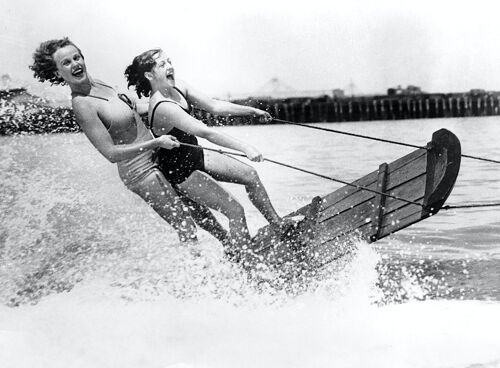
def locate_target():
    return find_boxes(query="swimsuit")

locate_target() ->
[74,82,158,189]
[149,87,205,185]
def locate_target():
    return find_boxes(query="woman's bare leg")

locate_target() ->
[177,193,229,243]
[203,150,284,228]
[129,170,197,242]
[176,171,251,248]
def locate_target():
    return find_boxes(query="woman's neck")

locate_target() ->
[151,82,176,99]
[69,76,95,96]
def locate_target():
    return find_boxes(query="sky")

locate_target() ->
[1,0,500,98]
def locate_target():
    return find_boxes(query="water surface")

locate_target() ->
[1,116,499,367]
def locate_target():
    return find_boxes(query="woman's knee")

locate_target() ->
[241,166,262,186]
[224,198,246,220]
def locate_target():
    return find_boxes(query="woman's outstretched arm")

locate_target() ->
[178,81,272,122]
[152,102,263,162]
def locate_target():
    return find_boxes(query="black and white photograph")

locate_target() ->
[1,0,500,367]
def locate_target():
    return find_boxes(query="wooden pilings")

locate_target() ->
[241,93,500,124]
[194,92,500,127]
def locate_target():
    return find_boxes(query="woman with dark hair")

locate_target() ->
[125,48,291,250]
[30,38,229,245]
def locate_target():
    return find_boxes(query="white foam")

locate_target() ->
[1,245,499,368]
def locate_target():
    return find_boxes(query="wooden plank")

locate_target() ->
[320,174,426,237]
[385,154,427,191]
[316,218,371,245]
[321,170,378,209]
[317,203,377,247]
[319,185,376,222]
[380,174,426,214]
[308,222,373,268]
[319,198,375,229]
[317,201,423,249]
[387,147,426,172]
[378,209,423,238]
[379,202,423,229]
[371,162,389,240]
[320,152,426,221]
[420,129,461,216]
[320,149,426,213]
[252,129,461,274]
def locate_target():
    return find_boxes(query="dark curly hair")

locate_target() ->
[124,49,162,98]
[29,37,84,85]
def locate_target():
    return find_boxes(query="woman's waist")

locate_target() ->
[117,149,156,179]
[112,124,154,145]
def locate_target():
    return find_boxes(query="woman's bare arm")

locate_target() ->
[153,102,263,161]
[178,81,272,122]
[73,98,179,163]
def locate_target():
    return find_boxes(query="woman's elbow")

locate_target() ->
[101,150,120,163]
[199,128,217,140]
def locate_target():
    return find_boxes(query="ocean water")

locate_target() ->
[1,116,499,367]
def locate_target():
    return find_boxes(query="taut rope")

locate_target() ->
[180,141,500,211]
[272,118,500,165]
[180,143,425,208]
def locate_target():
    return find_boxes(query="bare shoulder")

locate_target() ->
[72,95,94,111]
[148,92,162,113]
[71,95,99,123]
[155,99,184,115]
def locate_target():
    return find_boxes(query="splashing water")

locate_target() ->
[1,244,499,368]
[1,117,500,367]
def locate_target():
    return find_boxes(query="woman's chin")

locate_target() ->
[166,77,175,87]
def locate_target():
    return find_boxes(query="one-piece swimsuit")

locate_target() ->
[74,82,158,189]
[149,87,205,186]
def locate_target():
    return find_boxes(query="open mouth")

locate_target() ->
[166,70,175,81]
[72,66,84,77]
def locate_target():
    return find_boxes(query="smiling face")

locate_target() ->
[52,45,87,85]
[149,51,175,89]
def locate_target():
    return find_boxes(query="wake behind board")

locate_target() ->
[251,128,461,271]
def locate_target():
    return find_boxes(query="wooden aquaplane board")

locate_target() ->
[252,128,461,271]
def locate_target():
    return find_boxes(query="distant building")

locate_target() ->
[253,77,296,99]
[469,89,486,96]
[332,89,345,98]
[387,85,423,96]
[406,85,422,94]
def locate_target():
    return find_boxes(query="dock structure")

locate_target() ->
[196,88,500,126]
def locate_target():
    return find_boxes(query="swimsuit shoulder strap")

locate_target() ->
[72,91,109,101]
[95,81,115,90]
[72,81,114,101]
[117,93,134,109]
[174,86,192,113]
